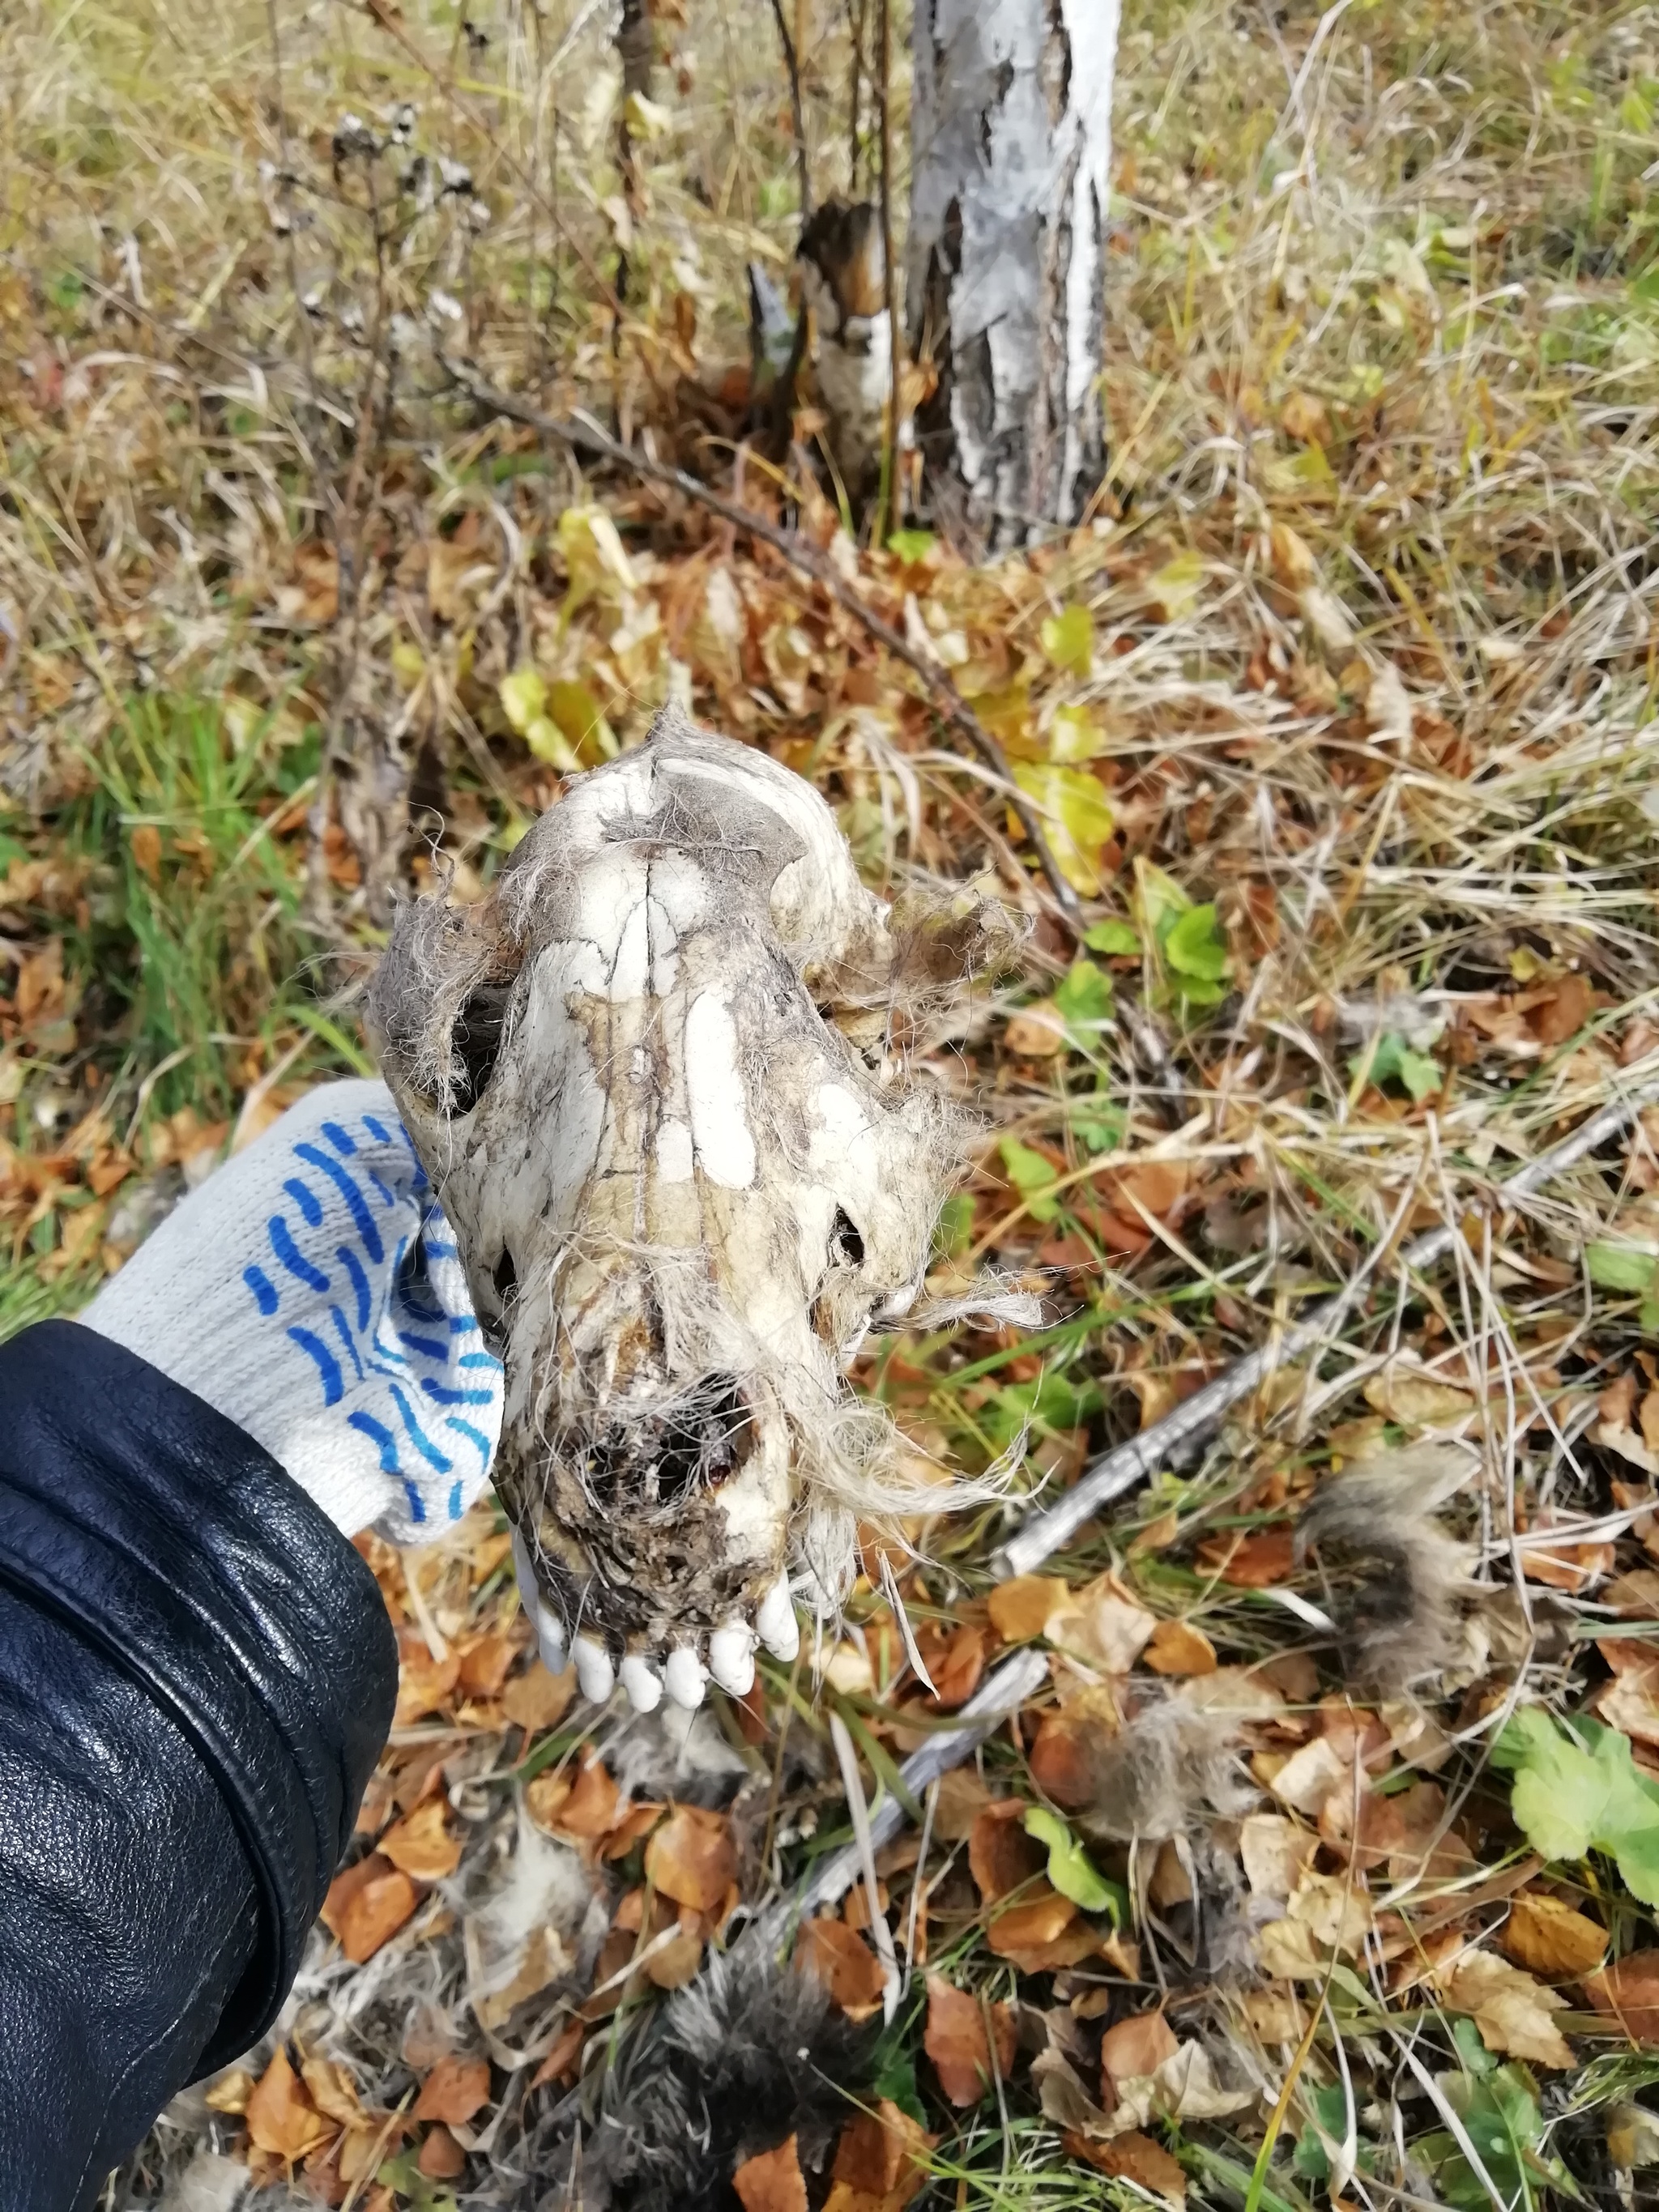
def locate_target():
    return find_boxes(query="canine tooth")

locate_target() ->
[663,1645,709,1709]
[573,1634,615,1703]
[708,1622,756,1696]
[619,1653,663,1711]
[513,1528,568,1668]
[756,1575,799,1661]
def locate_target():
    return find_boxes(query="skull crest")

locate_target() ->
[371,710,1020,1709]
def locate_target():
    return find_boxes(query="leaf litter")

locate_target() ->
[6,0,1659,2204]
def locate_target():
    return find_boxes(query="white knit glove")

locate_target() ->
[81,1080,503,1544]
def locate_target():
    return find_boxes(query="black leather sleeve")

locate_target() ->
[0,1320,398,2211]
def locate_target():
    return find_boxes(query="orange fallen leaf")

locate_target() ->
[394,1636,462,1726]
[1500,1894,1606,1981]
[245,2045,331,2161]
[645,1803,736,1912]
[1026,1711,1099,1807]
[531,2020,585,2089]
[923,1974,1017,2105]
[321,1853,419,1963]
[556,1753,621,1840]
[968,1800,1046,1902]
[412,2053,492,2126]
[1143,1618,1217,1676]
[830,2100,935,2204]
[1101,2009,1180,2089]
[457,1631,518,1699]
[379,1797,462,1882]
[987,1575,1072,1643]
[987,1884,1083,1968]
[1196,1529,1297,1588]
[733,2133,808,2212]
[914,1621,986,1708]
[797,1916,888,2019]
[418,2125,467,2180]
[1584,1950,1659,2043]
[1065,2129,1187,2205]
[501,1659,578,1733]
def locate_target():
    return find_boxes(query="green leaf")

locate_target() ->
[1040,603,1094,677]
[1054,957,1113,1034]
[1083,918,1140,956]
[498,664,547,735]
[1023,1807,1126,1920]
[1147,548,1204,622]
[377,2150,460,2212]
[1292,2084,1350,2181]
[1495,1708,1659,1903]
[1050,705,1107,762]
[1587,1242,1659,1295]
[868,2042,928,2127]
[1000,1138,1062,1224]
[1164,903,1230,983]
[886,529,937,566]
[1358,1031,1443,1102]
[931,1192,975,1261]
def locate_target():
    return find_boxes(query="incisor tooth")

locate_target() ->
[709,1622,756,1696]
[663,1645,709,1709]
[619,1653,663,1711]
[573,1634,615,1703]
[756,1575,799,1661]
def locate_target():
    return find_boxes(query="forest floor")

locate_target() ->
[6,0,1659,2206]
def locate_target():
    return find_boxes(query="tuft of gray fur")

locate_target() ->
[1294,1446,1476,1694]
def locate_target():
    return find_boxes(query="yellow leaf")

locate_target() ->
[499,665,547,735]
[1145,550,1203,624]
[1012,765,1115,897]
[1050,705,1108,762]
[558,502,635,620]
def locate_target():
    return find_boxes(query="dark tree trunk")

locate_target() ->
[908,0,1116,551]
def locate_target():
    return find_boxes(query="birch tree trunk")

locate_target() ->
[907,0,1117,550]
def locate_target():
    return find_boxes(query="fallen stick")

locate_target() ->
[800,1072,1659,1906]
[1000,1074,1659,1579]
[442,360,1085,928]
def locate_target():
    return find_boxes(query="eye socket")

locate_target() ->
[830,1208,866,1268]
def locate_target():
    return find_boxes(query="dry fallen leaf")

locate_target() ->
[1047,1572,1157,1673]
[1585,1950,1659,2044]
[1101,2041,1254,2138]
[379,1796,462,1882]
[457,1631,519,1699]
[923,1974,1017,2105]
[1501,1893,1607,1980]
[734,2134,808,2212]
[968,1800,1046,1902]
[1100,2009,1179,2091]
[1239,1813,1320,1900]
[501,1658,578,1733]
[645,1804,736,1912]
[1434,1949,1575,2069]
[412,2053,493,2126]
[987,1574,1072,1643]
[419,2125,467,2180]
[826,2100,935,2210]
[797,1917,888,2020]
[1196,1528,1297,1588]
[987,1885,1097,1971]
[245,2047,332,2161]
[1256,1869,1373,1979]
[1065,2129,1188,2205]
[320,1853,420,1964]
[1143,1617,1217,1676]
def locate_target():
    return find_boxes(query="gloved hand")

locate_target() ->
[82,1079,503,1545]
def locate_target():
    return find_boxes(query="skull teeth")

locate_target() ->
[708,1621,756,1696]
[618,1652,663,1711]
[663,1645,710,1709]
[572,1634,615,1703]
[755,1574,799,1662]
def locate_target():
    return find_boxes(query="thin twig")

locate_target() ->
[442,360,1084,926]
[997,1070,1659,1578]
[874,0,901,542]
[766,0,811,222]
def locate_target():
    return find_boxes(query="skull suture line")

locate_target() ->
[371,710,1023,1712]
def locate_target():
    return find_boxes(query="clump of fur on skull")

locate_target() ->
[370,710,1022,1711]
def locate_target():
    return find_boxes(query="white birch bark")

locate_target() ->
[908,0,1117,548]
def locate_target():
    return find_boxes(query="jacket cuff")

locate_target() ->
[0,1319,397,2065]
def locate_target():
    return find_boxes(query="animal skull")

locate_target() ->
[371,709,1020,1711]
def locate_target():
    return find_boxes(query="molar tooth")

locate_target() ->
[663,1645,709,1709]
[755,1574,799,1662]
[708,1621,756,1696]
[619,1653,663,1712]
[573,1634,615,1704]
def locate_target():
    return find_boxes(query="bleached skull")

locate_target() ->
[371,710,1020,1711]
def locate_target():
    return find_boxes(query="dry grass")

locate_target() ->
[6,0,1659,2205]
